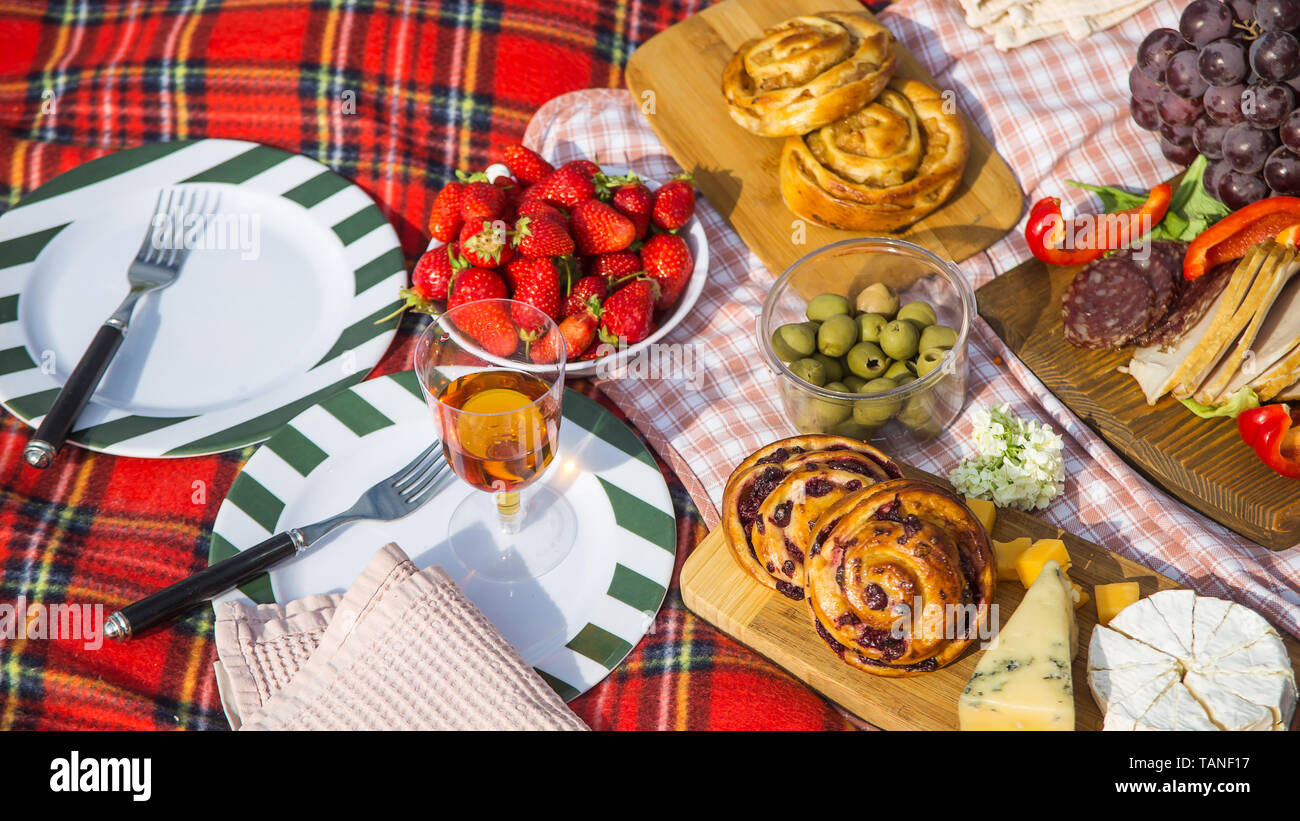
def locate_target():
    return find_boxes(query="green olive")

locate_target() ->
[824,380,850,393]
[855,283,899,317]
[915,347,949,378]
[791,393,852,431]
[817,315,858,357]
[806,293,852,322]
[897,301,937,328]
[846,341,888,379]
[856,313,887,343]
[919,324,958,351]
[879,320,920,361]
[771,329,799,362]
[894,373,917,388]
[813,353,844,383]
[842,375,868,393]
[898,389,942,438]
[775,323,816,358]
[883,359,913,381]
[832,420,876,440]
[853,378,901,425]
[789,357,827,386]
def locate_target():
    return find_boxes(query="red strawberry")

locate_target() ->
[611,182,653,238]
[447,266,508,308]
[459,180,509,223]
[502,256,531,291]
[600,278,658,345]
[454,301,519,358]
[512,215,574,259]
[502,144,555,185]
[563,159,601,178]
[428,181,464,242]
[458,219,513,268]
[570,200,636,255]
[583,250,641,282]
[639,233,693,311]
[509,258,563,334]
[413,242,466,302]
[530,310,600,364]
[652,176,696,231]
[532,164,596,208]
[517,199,568,229]
[564,275,608,318]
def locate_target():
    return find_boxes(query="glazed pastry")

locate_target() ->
[779,77,969,232]
[804,479,995,677]
[721,435,901,600]
[721,12,897,137]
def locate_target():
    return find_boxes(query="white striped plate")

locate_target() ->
[209,370,675,701]
[0,139,405,457]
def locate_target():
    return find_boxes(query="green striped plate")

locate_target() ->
[0,139,405,457]
[209,370,675,701]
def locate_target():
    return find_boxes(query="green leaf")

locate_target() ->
[1067,154,1229,245]
[1180,387,1260,419]
[1066,179,1146,212]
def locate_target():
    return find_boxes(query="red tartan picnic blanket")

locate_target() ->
[0,0,900,731]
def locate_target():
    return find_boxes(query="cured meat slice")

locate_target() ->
[1130,259,1233,350]
[1062,256,1158,349]
[1135,240,1186,321]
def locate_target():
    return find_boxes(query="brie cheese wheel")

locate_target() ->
[1087,590,1297,731]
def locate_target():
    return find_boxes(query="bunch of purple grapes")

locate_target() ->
[1132,0,1300,208]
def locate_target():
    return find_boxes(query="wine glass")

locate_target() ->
[413,299,575,582]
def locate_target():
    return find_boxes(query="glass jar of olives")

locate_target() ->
[758,238,974,448]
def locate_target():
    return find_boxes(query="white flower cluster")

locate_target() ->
[948,404,1065,511]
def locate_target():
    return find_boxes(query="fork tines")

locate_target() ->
[140,186,223,267]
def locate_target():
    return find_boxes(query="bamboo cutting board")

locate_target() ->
[623,0,1023,271]
[976,256,1300,551]
[680,466,1300,731]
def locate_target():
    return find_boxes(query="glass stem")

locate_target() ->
[495,490,522,535]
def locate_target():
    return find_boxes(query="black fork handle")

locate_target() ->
[106,530,302,639]
[23,323,126,469]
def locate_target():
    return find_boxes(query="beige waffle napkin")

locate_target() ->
[212,543,587,731]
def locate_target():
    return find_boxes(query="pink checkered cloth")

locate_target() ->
[523,0,1300,638]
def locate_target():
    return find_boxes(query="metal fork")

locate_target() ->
[24,186,222,468]
[103,441,451,640]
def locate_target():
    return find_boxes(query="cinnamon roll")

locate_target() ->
[721,435,901,600]
[779,77,969,232]
[721,12,897,137]
[804,479,995,677]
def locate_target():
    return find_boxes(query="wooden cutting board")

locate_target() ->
[623,0,1023,270]
[680,465,1300,730]
[977,256,1300,551]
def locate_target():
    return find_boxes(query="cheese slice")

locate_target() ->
[1135,682,1219,731]
[1210,275,1300,403]
[1088,590,1297,731]
[1128,282,1232,404]
[1252,336,1300,400]
[1277,378,1300,401]
[1164,244,1274,397]
[1195,249,1300,403]
[959,560,1077,730]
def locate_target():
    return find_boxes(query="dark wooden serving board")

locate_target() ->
[977,256,1300,550]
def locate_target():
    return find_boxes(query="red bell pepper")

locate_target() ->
[1183,196,1300,280]
[1025,184,1172,267]
[1237,404,1300,480]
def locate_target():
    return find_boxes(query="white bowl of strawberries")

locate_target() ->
[398,145,709,377]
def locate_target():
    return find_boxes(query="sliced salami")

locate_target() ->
[1131,259,1234,350]
[1135,240,1186,320]
[1061,256,1159,349]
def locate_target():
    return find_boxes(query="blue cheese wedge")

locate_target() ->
[958,560,1076,731]
[1087,590,1297,731]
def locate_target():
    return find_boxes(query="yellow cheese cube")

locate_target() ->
[964,497,996,533]
[993,537,1033,582]
[1094,581,1141,626]
[1015,539,1072,588]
